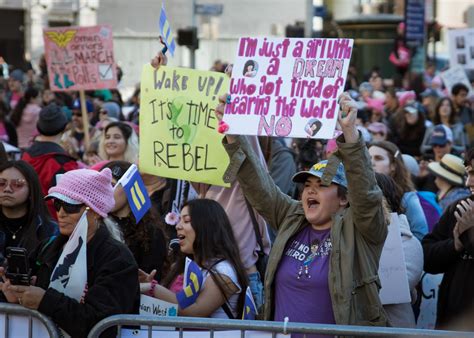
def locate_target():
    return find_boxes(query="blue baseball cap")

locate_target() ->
[292,160,348,188]
[72,98,94,113]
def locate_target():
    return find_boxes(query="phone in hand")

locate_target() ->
[5,247,30,286]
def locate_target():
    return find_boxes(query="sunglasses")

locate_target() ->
[0,178,27,191]
[72,112,82,117]
[53,199,85,214]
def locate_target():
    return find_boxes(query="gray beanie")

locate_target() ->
[101,102,121,120]
[37,103,68,136]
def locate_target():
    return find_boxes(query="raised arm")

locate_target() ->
[337,93,387,244]
[216,95,298,231]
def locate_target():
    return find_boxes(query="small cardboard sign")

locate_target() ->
[43,25,117,91]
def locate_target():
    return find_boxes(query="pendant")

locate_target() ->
[12,234,16,240]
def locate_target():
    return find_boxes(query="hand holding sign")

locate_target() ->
[337,92,359,143]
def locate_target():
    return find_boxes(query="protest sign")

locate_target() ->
[378,213,411,305]
[139,64,230,187]
[43,25,117,92]
[448,28,474,69]
[223,37,353,139]
[140,294,178,330]
[440,65,473,96]
[416,272,443,329]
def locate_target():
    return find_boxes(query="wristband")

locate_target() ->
[148,279,158,297]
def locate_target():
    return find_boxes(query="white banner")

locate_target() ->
[440,65,473,96]
[378,213,411,305]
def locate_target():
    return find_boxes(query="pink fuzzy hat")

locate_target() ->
[396,91,416,107]
[47,168,115,217]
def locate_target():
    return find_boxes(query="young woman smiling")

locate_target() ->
[141,199,249,318]
[98,122,139,163]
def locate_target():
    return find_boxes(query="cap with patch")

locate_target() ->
[430,124,453,146]
[292,160,348,188]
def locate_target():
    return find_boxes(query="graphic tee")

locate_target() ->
[274,226,334,337]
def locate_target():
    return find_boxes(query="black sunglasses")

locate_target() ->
[53,199,85,214]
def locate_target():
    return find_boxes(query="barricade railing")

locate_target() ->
[88,315,474,338]
[0,303,60,338]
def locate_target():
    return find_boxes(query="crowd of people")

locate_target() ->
[0,45,472,338]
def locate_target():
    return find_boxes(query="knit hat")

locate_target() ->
[46,168,115,217]
[37,103,68,136]
[101,102,121,120]
[428,154,466,186]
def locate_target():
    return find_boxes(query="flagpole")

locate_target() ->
[79,90,91,151]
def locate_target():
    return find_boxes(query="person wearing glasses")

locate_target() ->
[0,160,56,257]
[0,168,139,338]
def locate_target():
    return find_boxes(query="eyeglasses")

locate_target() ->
[0,178,27,191]
[53,199,85,214]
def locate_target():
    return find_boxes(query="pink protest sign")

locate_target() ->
[223,37,353,139]
[43,25,117,92]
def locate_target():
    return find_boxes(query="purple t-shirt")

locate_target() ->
[275,226,335,337]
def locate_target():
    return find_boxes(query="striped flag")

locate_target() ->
[49,210,88,302]
[159,4,176,56]
[176,257,203,309]
[242,286,258,320]
[116,164,151,223]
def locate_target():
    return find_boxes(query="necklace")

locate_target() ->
[4,225,23,240]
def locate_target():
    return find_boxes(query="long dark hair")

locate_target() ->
[433,97,456,126]
[185,199,248,317]
[10,87,39,127]
[102,160,170,275]
[375,173,405,214]
[394,107,426,140]
[0,160,52,251]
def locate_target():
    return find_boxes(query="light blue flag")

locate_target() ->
[117,164,151,223]
[159,4,176,56]
[176,257,204,309]
[242,286,257,320]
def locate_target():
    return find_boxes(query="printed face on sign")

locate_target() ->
[243,60,258,78]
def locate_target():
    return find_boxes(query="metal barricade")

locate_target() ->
[88,315,474,338]
[0,303,60,338]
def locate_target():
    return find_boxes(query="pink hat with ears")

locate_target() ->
[46,168,115,218]
[366,97,385,113]
[396,91,416,107]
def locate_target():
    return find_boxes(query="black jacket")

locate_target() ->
[32,225,140,338]
[422,195,474,329]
